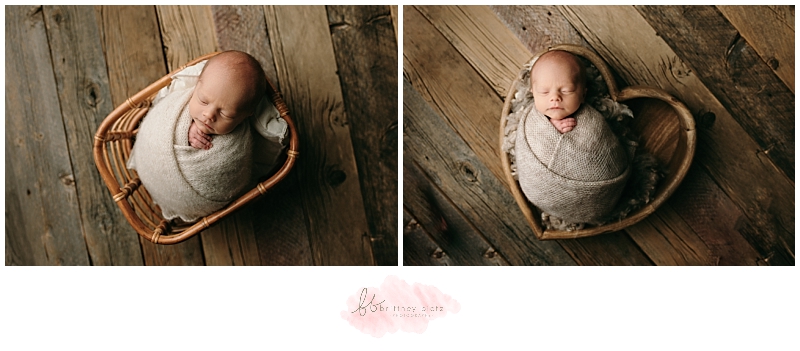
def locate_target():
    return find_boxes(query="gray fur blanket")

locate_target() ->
[127,87,253,222]
[515,103,630,224]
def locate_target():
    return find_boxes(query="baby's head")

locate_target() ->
[529,50,587,120]
[189,50,267,135]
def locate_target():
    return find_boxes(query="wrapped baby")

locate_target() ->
[128,50,284,222]
[515,50,631,226]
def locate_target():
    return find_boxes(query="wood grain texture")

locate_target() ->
[490,5,587,58]
[416,6,531,98]
[95,6,166,107]
[5,5,90,265]
[667,166,762,265]
[636,5,794,181]
[327,5,398,266]
[156,5,218,71]
[560,5,794,265]
[557,234,654,266]
[210,5,314,266]
[403,6,508,184]
[405,157,507,266]
[264,5,373,265]
[251,175,314,266]
[716,5,794,92]
[211,5,280,89]
[626,204,714,266]
[403,210,454,266]
[390,5,398,41]
[44,5,143,265]
[201,208,260,265]
[404,79,575,266]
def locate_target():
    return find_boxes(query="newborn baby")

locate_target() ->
[531,50,585,134]
[188,51,267,149]
[128,50,268,222]
[515,50,630,225]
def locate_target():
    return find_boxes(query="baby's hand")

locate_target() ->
[188,121,213,149]
[550,117,577,134]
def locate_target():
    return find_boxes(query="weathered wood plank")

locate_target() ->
[211,5,280,89]
[404,157,507,266]
[201,207,260,266]
[95,5,166,107]
[626,203,715,265]
[210,5,313,265]
[327,5,398,266]
[490,5,587,58]
[264,5,373,265]
[636,5,794,181]
[416,6,531,100]
[558,234,654,266]
[390,5,398,41]
[156,5,218,71]
[667,165,762,265]
[560,5,794,265]
[4,148,47,265]
[404,6,509,185]
[404,79,575,266]
[403,209,454,266]
[44,5,143,266]
[5,5,90,265]
[251,175,314,266]
[716,5,794,92]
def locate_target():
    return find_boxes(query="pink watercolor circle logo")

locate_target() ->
[341,275,461,337]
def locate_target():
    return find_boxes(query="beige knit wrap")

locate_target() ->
[127,88,253,222]
[515,103,630,223]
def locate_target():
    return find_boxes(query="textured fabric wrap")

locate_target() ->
[127,87,253,222]
[515,103,630,223]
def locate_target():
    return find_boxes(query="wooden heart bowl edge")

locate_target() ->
[499,44,696,240]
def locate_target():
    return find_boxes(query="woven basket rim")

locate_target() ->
[93,51,299,244]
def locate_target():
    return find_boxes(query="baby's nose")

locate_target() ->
[203,109,216,121]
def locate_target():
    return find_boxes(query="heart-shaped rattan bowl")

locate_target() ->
[500,44,696,240]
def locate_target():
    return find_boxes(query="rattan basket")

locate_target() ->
[500,44,695,240]
[93,52,299,244]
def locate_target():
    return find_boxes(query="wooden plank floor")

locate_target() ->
[5,5,398,266]
[403,5,794,266]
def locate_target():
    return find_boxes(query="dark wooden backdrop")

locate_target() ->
[403,5,794,265]
[5,5,398,266]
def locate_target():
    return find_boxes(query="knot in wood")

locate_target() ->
[327,168,347,187]
[697,111,716,129]
[84,81,102,108]
[483,248,497,259]
[459,162,478,182]
[431,248,445,259]
[669,56,692,79]
[59,173,75,186]
[767,58,780,70]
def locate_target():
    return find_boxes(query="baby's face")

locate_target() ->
[530,54,585,120]
[188,64,256,135]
